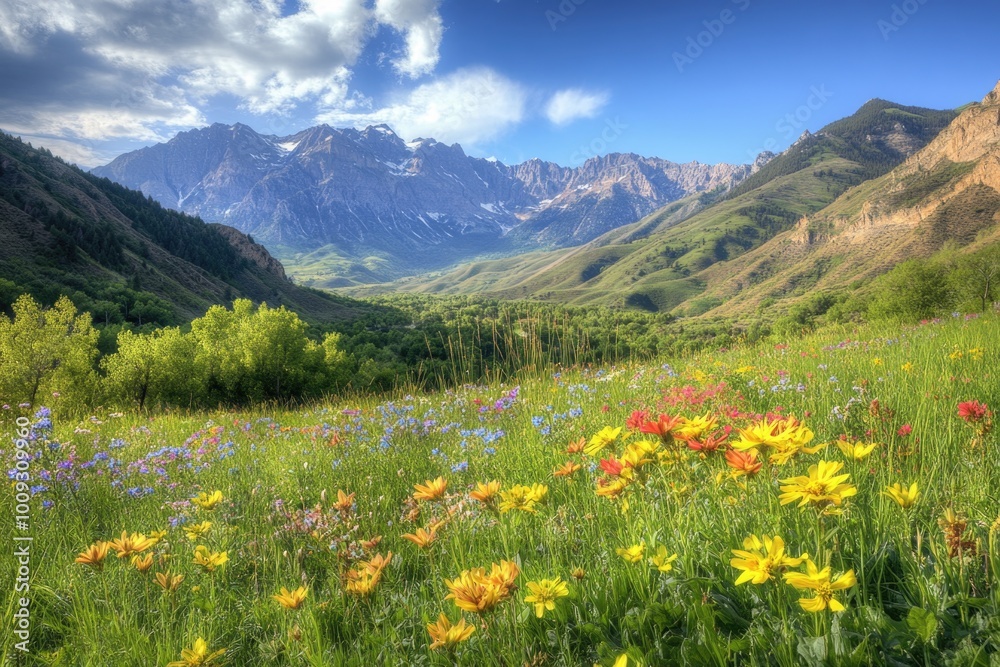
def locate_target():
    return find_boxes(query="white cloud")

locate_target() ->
[15,134,115,168]
[317,67,526,147]
[374,0,444,78]
[0,0,591,162]
[0,0,423,146]
[545,89,610,126]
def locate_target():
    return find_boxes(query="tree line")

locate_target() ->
[0,296,351,412]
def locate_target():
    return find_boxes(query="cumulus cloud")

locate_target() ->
[0,0,445,151]
[374,0,444,79]
[545,89,610,126]
[0,0,597,162]
[317,67,526,147]
[0,31,204,151]
[14,135,116,168]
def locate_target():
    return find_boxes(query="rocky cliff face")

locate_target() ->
[849,82,1000,238]
[93,123,754,274]
[211,224,288,280]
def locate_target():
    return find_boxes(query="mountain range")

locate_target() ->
[92,124,760,285]
[350,86,999,320]
[8,81,999,328]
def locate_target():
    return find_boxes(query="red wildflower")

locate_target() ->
[958,400,990,423]
[641,414,683,441]
[599,458,624,477]
[687,430,729,453]
[897,424,912,437]
[725,449,762,477]
[626,410,650,431]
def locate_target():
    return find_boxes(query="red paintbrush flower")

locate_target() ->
[958,400,990,423]
[626,409,650,431]
[599,458,624,477]
[688,430,729,453]
[725,449,762,478]
[640,413,683,441]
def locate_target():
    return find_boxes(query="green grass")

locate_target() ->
[3,313,1000,665]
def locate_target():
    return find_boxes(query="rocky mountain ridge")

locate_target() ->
[93,123,760,280]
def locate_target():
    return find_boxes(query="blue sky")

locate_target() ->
[1,0,997,168]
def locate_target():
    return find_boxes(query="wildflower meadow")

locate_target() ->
[2,313,999,666]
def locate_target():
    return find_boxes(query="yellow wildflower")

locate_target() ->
[523,577,569,618]
[885,482,919,509]
[272,586,308,610]
[427,613,475,650]
[783,560,856,612]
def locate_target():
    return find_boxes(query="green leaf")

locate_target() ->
[906,607,938,642]
[796,636,827,667]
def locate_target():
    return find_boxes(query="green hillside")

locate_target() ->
[0,132,368,325]
[347,101,962,316]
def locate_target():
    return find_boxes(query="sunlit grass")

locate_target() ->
[2,313,998,665]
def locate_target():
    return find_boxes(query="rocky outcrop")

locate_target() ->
[830,84,1000,245]
[211,224,288,280]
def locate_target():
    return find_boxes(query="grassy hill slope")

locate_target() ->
[348,100,968,317]
[0,132,371,325]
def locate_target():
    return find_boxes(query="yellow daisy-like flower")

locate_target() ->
[402,527,438,548]
[616,543,645,564]
[779,460,857,510]
[166,638,226,667]
[610,653,640,667]
[783,560,856,612]
[75,541,111,570]
[672,414,717,442]
[523,577,569,618]
[191,490,224,511]
[527,483,548,504]
[272,585,308,610]
[192,546,229,573]
[332,489,355,512]
[345,571,380,597]
[444,560,519,614]
[885,482,919,509]
[499,484,546,513]
[155,571,185,592]
[730,535,807,585]
[184,521,212,541]
[469,480,501,504]
[732,417,821,465]
[836,440,878,461]
[585,426,622,457]
[596,476,632,501]
[344,552,391,597]
[413,477,448,502]
[649,546,679,573]
[109,531,157,559]
[131,553,154,573]
[426,613,475,650]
